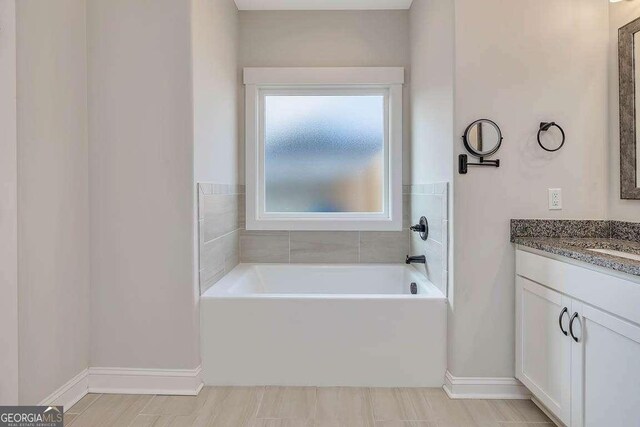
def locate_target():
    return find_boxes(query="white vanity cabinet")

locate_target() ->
[515,249,640,427]
[516,276,572,425]
[569,301,640,427]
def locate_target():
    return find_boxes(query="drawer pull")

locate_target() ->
[569,312,581,343]
[558,307,569,336]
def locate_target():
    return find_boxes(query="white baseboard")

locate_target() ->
[443,370,531,399]
[88,366,203,396]
[38,365,203,412]
[39,369,89,411]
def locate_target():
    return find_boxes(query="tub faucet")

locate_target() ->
[405,255,426,264]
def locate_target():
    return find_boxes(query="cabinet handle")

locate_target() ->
[569,312,581,342]
[558,307,569,336]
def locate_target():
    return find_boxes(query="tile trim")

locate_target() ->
[406,182,448,195]
[198,183,245,195]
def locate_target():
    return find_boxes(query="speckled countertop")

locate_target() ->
[511,220,640,277]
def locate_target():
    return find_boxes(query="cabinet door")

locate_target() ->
[570,301,640,427]
[516,276,572,425]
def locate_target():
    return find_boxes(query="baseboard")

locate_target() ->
[443,370,531,399]
[39,369,89,412]
[88,366,203,396]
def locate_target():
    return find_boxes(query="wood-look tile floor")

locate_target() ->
[65,387,553,427]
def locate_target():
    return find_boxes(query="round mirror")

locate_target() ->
[462,119,503,157]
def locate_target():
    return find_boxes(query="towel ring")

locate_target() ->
[537,122,565,152]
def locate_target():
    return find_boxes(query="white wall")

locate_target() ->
[0,0,18,405]
[409,0,454,185]
[451,0,608,377]
[192,0,239,184]
[191,0,240,295]
[239,10,411,184]
[408,0,455,305]
[88,0,199,369]
[16,0,90,404]
[608,1,640,221]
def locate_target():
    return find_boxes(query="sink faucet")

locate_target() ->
[405,255,426,264]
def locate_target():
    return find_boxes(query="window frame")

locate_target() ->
[244,67,403,231]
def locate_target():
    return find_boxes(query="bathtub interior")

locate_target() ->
[202,263,445,298]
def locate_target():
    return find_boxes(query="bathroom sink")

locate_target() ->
[587,248,640,262]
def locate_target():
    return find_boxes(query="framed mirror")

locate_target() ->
[462,119,503,158]
[619,17,640,199]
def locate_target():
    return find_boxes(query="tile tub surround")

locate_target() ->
[511,219,640,277]
[408,183,449,296]
[199,184,412,292]
[239,230,411,264]
[238,194,412,264]
[198,184,245,294]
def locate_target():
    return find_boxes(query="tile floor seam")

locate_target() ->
[253,386,267,419]
[138,394,159,415]
[66,393,102,416]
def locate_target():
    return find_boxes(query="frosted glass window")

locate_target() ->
[264,95,385,213]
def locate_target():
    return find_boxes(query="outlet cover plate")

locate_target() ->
[549,188,562,210]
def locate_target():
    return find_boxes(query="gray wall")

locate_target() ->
[239,9,411,185]
[193,0,239,185]
[451,0,609,378]
[212,10,412,274]
[88,0,199,369]
[16,0,90,403]
[192,0,240,304]
[409,0,454,186]
[608,1,640,221]
[0,0,19,405]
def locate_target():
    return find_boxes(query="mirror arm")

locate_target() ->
[458,154,500,175]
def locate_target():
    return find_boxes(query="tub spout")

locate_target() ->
[405,255,426,264]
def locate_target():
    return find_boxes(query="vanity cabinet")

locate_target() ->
[515,249,640,427]
[516,276,572,425]
[569,301,640,427]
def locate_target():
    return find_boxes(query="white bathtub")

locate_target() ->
[201,263,447,387]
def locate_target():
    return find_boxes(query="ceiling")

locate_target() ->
[234,0,414,10]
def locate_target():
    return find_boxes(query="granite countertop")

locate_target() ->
[513,236,640,277]
[511,220,640,277]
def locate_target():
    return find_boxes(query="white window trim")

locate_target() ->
[244,67,403,231]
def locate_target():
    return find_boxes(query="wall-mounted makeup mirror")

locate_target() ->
[459,119,502,174]
[619,17,640,199]
[463,119,503,157]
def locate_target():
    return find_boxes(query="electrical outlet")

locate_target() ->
[549,188,562,210]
